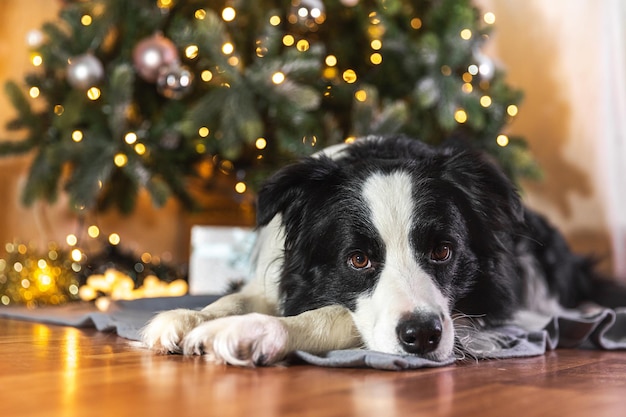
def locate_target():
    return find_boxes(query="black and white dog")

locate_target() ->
[142,135,625,366]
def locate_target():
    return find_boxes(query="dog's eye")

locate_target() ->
[430,243,452,263]
[348,252,371,270]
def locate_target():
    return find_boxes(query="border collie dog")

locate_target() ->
[142,135,624,366]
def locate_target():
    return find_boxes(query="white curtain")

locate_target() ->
[602,0,626,277]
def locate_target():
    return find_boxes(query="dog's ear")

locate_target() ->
[440,148,524,231]
[256,156,342,227]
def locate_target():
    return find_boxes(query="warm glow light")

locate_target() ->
[342,69,357,83]
[507,105,519,117]
[484,12,496,25]
[32,54,43,66]
[72,130,83,142]
[228,56,239,66]
[325,55,337,66]
[269,15,281,26]
[88,225,100,238]
[222,7,236,22]
[198,127,210,137]
[235,182,247,194]
[222,42,234,54]
[370,39,382,50]
[81,15,92,26]
[462,83,473,93]
[255,137,267,149]
[480,95,492,107]
[185,45,199,59]
[497,134,509,147]
[272,71,285,84]
[157,0,173,9]
[462,72,473,82]
[195,9,206,20]
[468,64,479,75]
[410,17,422,29]
[29,87,40,98]
[134,143,146,155]
[441,65,452,76]
[66,234,78,246]
[345,136,356,144]
[71,249,82,262]
[454,109,468,124]
[114,153,128,167]
[54,105,64,115]
[296,39,310,52]
[124,132,137,144]
[460,29,472,40]
[87,87,101,100]
[196,143,206,154]
[108,233,121,246]
[282,35,295,47]
[370,53,382,65]
[355,89,367,102]
[201,70,213,82]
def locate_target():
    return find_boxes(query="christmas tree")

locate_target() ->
[0,0,539,215]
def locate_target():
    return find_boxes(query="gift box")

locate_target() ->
[188,226,256,295]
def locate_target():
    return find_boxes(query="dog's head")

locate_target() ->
[256,136,523,361]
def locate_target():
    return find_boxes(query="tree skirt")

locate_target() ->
[1,296,625,371]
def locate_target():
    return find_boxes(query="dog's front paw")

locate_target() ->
[181,313,288,367]
[141,309,211,353]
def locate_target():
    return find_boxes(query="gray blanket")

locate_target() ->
[2,296,625,371]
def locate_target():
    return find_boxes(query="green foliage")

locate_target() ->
[0,0,539,214]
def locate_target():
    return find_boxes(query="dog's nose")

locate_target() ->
[396,313,443,355]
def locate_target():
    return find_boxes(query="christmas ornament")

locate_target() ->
[132,34,179,83]
[66,53,105,89]
[156,63,193,99]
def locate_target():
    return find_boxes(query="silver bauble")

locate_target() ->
[132,34,179,83]
[156,64,194,99]
[66,54,104,89]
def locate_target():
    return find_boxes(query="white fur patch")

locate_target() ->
[141,308,212,353]
[351,171,454,360]
[182,313,288,367]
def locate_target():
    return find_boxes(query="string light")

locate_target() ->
[484,12,496,25]
[282,35,295,47]
[410,18,422,29]
[72,130,83,142]
[454,109,468,124]
[370,53,382,65]
[31,54,43,67]
[222,7,236,22]
[81,15,93,26]
[370,40,382,50]
[462,83,473,93]
[441,65,452,76]
[234,182,247,194]
[345,136,356,144]
[66,234,78,246]
[87,225,100,238]
[201,70,213,82]
[124,132,137,144]
[29,87,40,98]
[87,87,101,100]
[222,42,234,55]
[134,143,146,155]
[71,249,82,262]
[198,127,210,137]
[269,15,281,26]
[507,105,519,117]
[296,39,310,52]
[108,233,121,246]
[468,65,479,75]
[272,71,285,84]
[480,95,492,107]
[355,89,367,102]
[460,29,472,40]
[194,9,206,20]
[255,137,267,149]
[157,0,173,9]
[113,153,128,167]
[54,105,64,115]
[185,45,199,59]
[342,69,357,83]
[325,55,337,66]
[497,134,509,147]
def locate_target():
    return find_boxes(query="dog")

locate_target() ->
[142,135,626,366]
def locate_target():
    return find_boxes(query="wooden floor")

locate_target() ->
[2,318,626,417]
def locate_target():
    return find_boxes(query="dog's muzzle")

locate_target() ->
[395,312,443,355]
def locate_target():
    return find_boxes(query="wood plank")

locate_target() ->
[1,318,625,417]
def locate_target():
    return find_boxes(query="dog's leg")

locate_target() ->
[181,305,362,367]
[141,291,278,354]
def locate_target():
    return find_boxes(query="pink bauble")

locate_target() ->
[132,34,179,83]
